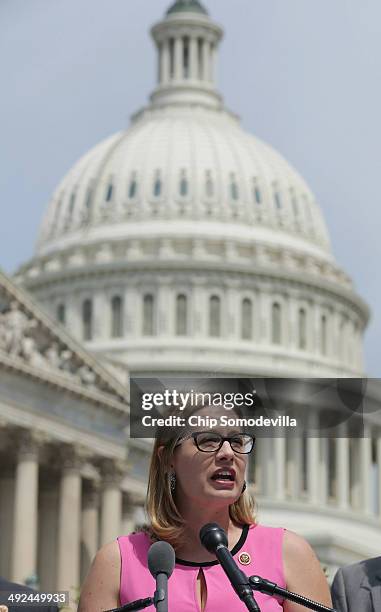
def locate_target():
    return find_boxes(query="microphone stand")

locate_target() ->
[104,585,167,612]
[249,574,336,612]
[104,597,154,611]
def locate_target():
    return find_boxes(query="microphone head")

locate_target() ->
[199,523,228,553]
[147,541,176,578]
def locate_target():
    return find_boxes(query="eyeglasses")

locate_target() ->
[190,431,255,454]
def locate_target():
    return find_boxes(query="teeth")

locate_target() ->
[213,471,234,479]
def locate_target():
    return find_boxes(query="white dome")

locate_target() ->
[18,0,368,380]
[37,104,332,261]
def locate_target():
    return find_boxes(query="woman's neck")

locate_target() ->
[175,501,243,562]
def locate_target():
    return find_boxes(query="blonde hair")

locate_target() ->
[145,403,257,550]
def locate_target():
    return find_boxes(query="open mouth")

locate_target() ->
[211,470,236,482]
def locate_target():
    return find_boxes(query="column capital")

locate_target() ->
[57,443,90,472]
[99,458,127,487]
[12,428,47,461]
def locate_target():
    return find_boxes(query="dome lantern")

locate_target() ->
[150,0,223,109]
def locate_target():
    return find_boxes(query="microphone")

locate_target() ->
[147,541,176,612]
[200,523,260,612]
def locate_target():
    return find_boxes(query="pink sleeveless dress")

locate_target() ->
[118,524,286,611]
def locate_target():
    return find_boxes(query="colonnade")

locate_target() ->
[253,423,381,518]
[0,427,143,606]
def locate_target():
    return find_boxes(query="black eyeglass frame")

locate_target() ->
[189,431,255,454]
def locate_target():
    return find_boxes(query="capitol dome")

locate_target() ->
[18,0,369,378]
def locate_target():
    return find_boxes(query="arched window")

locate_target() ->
[254,184,262,204]
[205,171,214,197]
[321,314,327,355]
[105,182,113,202]
[241,298,253,340]
[230,177,239,201]
[298,308,307,350]
[176,294,188,336]
[85,184,93,211]
[274,191,282,210]
[57,303,65,325]
[338,317,346,361]
[82,299,93,341]
[143,294,155,336]
[68,191,76,220]
[153,177,162,197]
[271,302,281,344]
[179,172,188,196]
[209,295,221,337]
[111,295,123,338]
[290,189,299,216]
[128,176,137,199]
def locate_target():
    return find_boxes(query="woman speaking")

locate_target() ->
[78,401,332,611]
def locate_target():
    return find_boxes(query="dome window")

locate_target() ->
[57,303,65,325]
[82,298,93,341]
[241,298,253,340]
[176,294,188,336]
[298,308,307,350]
[290,188,299,215]
[274,189,282,210]
[205,171,214,197]
[209,295,221,337]
[230,175,239,201]
[179,171,188,196]
[143,294,156,336]
[68,191,76,217]
[153,172,162,197]
[105,182,114,202]
[128,175,138,199]
[85,184,93,211]
[321,314,328,355]
[111,295,123,338]
[253,183,262,204]
[271,302,282,344]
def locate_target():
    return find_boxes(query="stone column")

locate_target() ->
[81,481,100,583]
[11,430,40,584]
[307,413,320,505]
[287,435,301,500]
[360,425,372,515]
[100,459,125,546]
[274,437,286,501]
[190,36,198,80]
[57,446,83,602]
[336,423,350,510]
[258,438,275,497]
[174,37,183,81]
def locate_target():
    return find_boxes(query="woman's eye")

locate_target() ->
[231,437,244,446]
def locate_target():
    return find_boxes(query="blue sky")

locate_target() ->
[0,0,380,374]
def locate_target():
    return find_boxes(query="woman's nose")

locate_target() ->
[216,440,235,458]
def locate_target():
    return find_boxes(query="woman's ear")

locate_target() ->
[158,444,173,469]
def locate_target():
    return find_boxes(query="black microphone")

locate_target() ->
[200,523,260,612]
[147,541,176,612]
